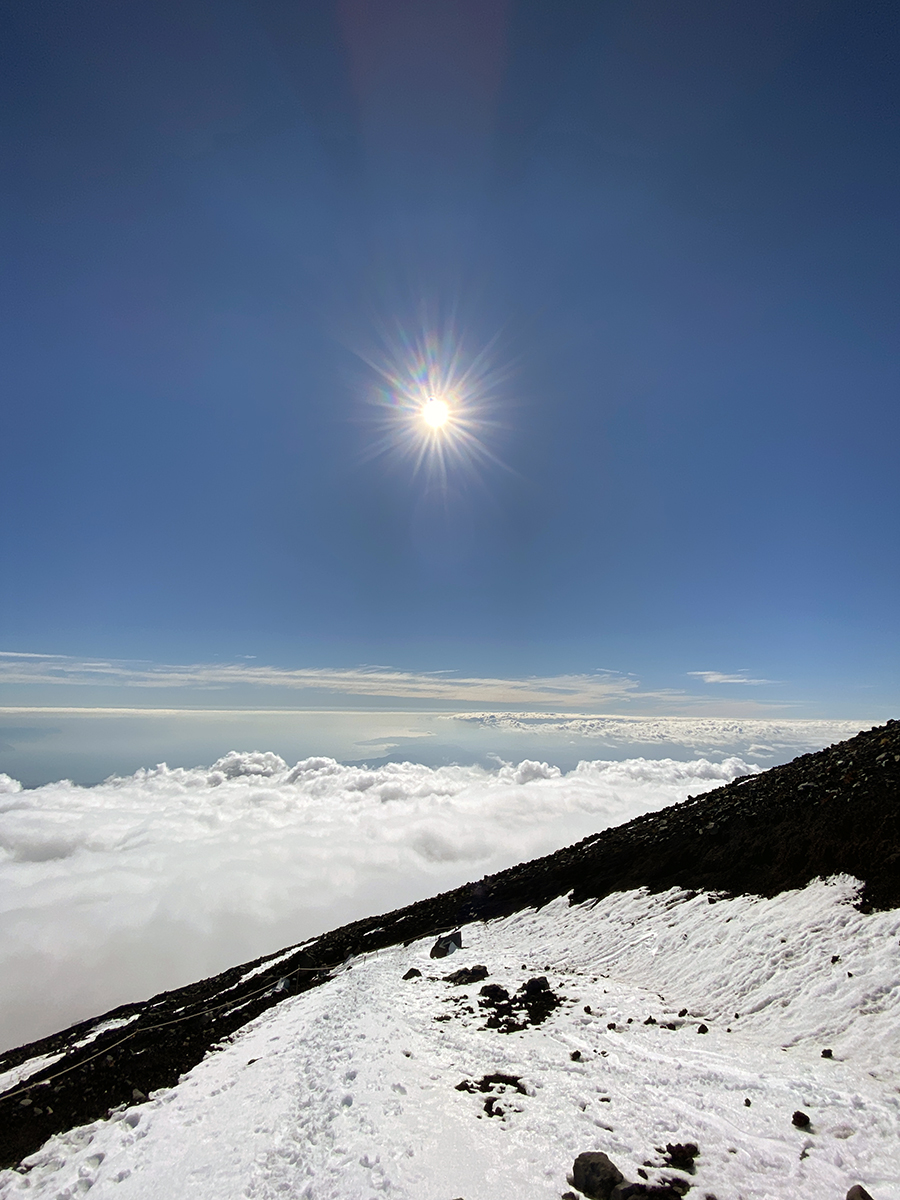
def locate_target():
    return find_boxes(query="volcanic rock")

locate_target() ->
[443,964,489,985]
[572,1150,624,1199]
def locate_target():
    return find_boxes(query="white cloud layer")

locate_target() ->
[0,751,754,1052]
[451,714,871,758]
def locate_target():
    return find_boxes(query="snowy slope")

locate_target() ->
[3,876,898,1200]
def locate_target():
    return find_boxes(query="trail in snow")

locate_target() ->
[3,876,898,1200]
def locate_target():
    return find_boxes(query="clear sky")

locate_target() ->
[2,0,898,728]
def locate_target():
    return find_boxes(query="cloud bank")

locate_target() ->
[0,751,754,1052]
[450,714,872,758]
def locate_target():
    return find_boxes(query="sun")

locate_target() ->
[422,397,450,428]
[357,316,510,485]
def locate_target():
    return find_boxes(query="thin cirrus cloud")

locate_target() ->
[688,671,777,686]
[0,650,664,707]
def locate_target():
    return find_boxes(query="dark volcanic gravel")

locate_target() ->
[2,719,899,1168]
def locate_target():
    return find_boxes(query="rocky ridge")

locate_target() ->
[1,718,898,1170]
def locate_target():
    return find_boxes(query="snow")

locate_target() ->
[72,1017,140,1050]
[0,752,756,1052]
[0,1055,64,1099]
[4,876,898,1200]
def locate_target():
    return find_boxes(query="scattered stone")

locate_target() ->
[455,1072,525,1095]
[832,955,841,964]
[584,1005,592,1013]
[678,1009,688,1018]
[479,983,510,1003]
[791,1110,811,1128]
[821,1048,833,1058]
[456,1073,526,1119]
[476,979,562,1033]
[608,1022,617,1030]
[846,1186,874,1200]
[744,1098,751,1106]
[697,1024,709,1034]
[663,1142,699,1173]
[402,968,422,980]
[572,1150,624,1199]
[570,1050,582,1061]
[644,1016,657,1025]
[443,965,488,986]
[610,1183,688,1199]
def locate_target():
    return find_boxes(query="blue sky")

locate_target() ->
[2,0,898,731]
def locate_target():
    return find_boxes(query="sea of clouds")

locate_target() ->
[0,751,756,1052]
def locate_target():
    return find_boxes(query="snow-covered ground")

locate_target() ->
[0,753,755,1052]
[4,876,897,1200]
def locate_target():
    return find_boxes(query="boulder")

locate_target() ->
[443,964,489,985]
[573,1151,624,1199]
[523,975,549,995]
[429,931,463,959]
[846,1187,874,1200]
[402,968,421,980]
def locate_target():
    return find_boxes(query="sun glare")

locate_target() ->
[422,397,450,428]
[359,316,509,485]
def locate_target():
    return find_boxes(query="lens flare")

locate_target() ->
[358,318,510,485]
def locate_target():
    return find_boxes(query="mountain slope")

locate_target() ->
[3,877,899,1199]
[1,719,898,1178]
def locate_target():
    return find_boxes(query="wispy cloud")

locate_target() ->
[688,671,776,686]
[0,650,663,707]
